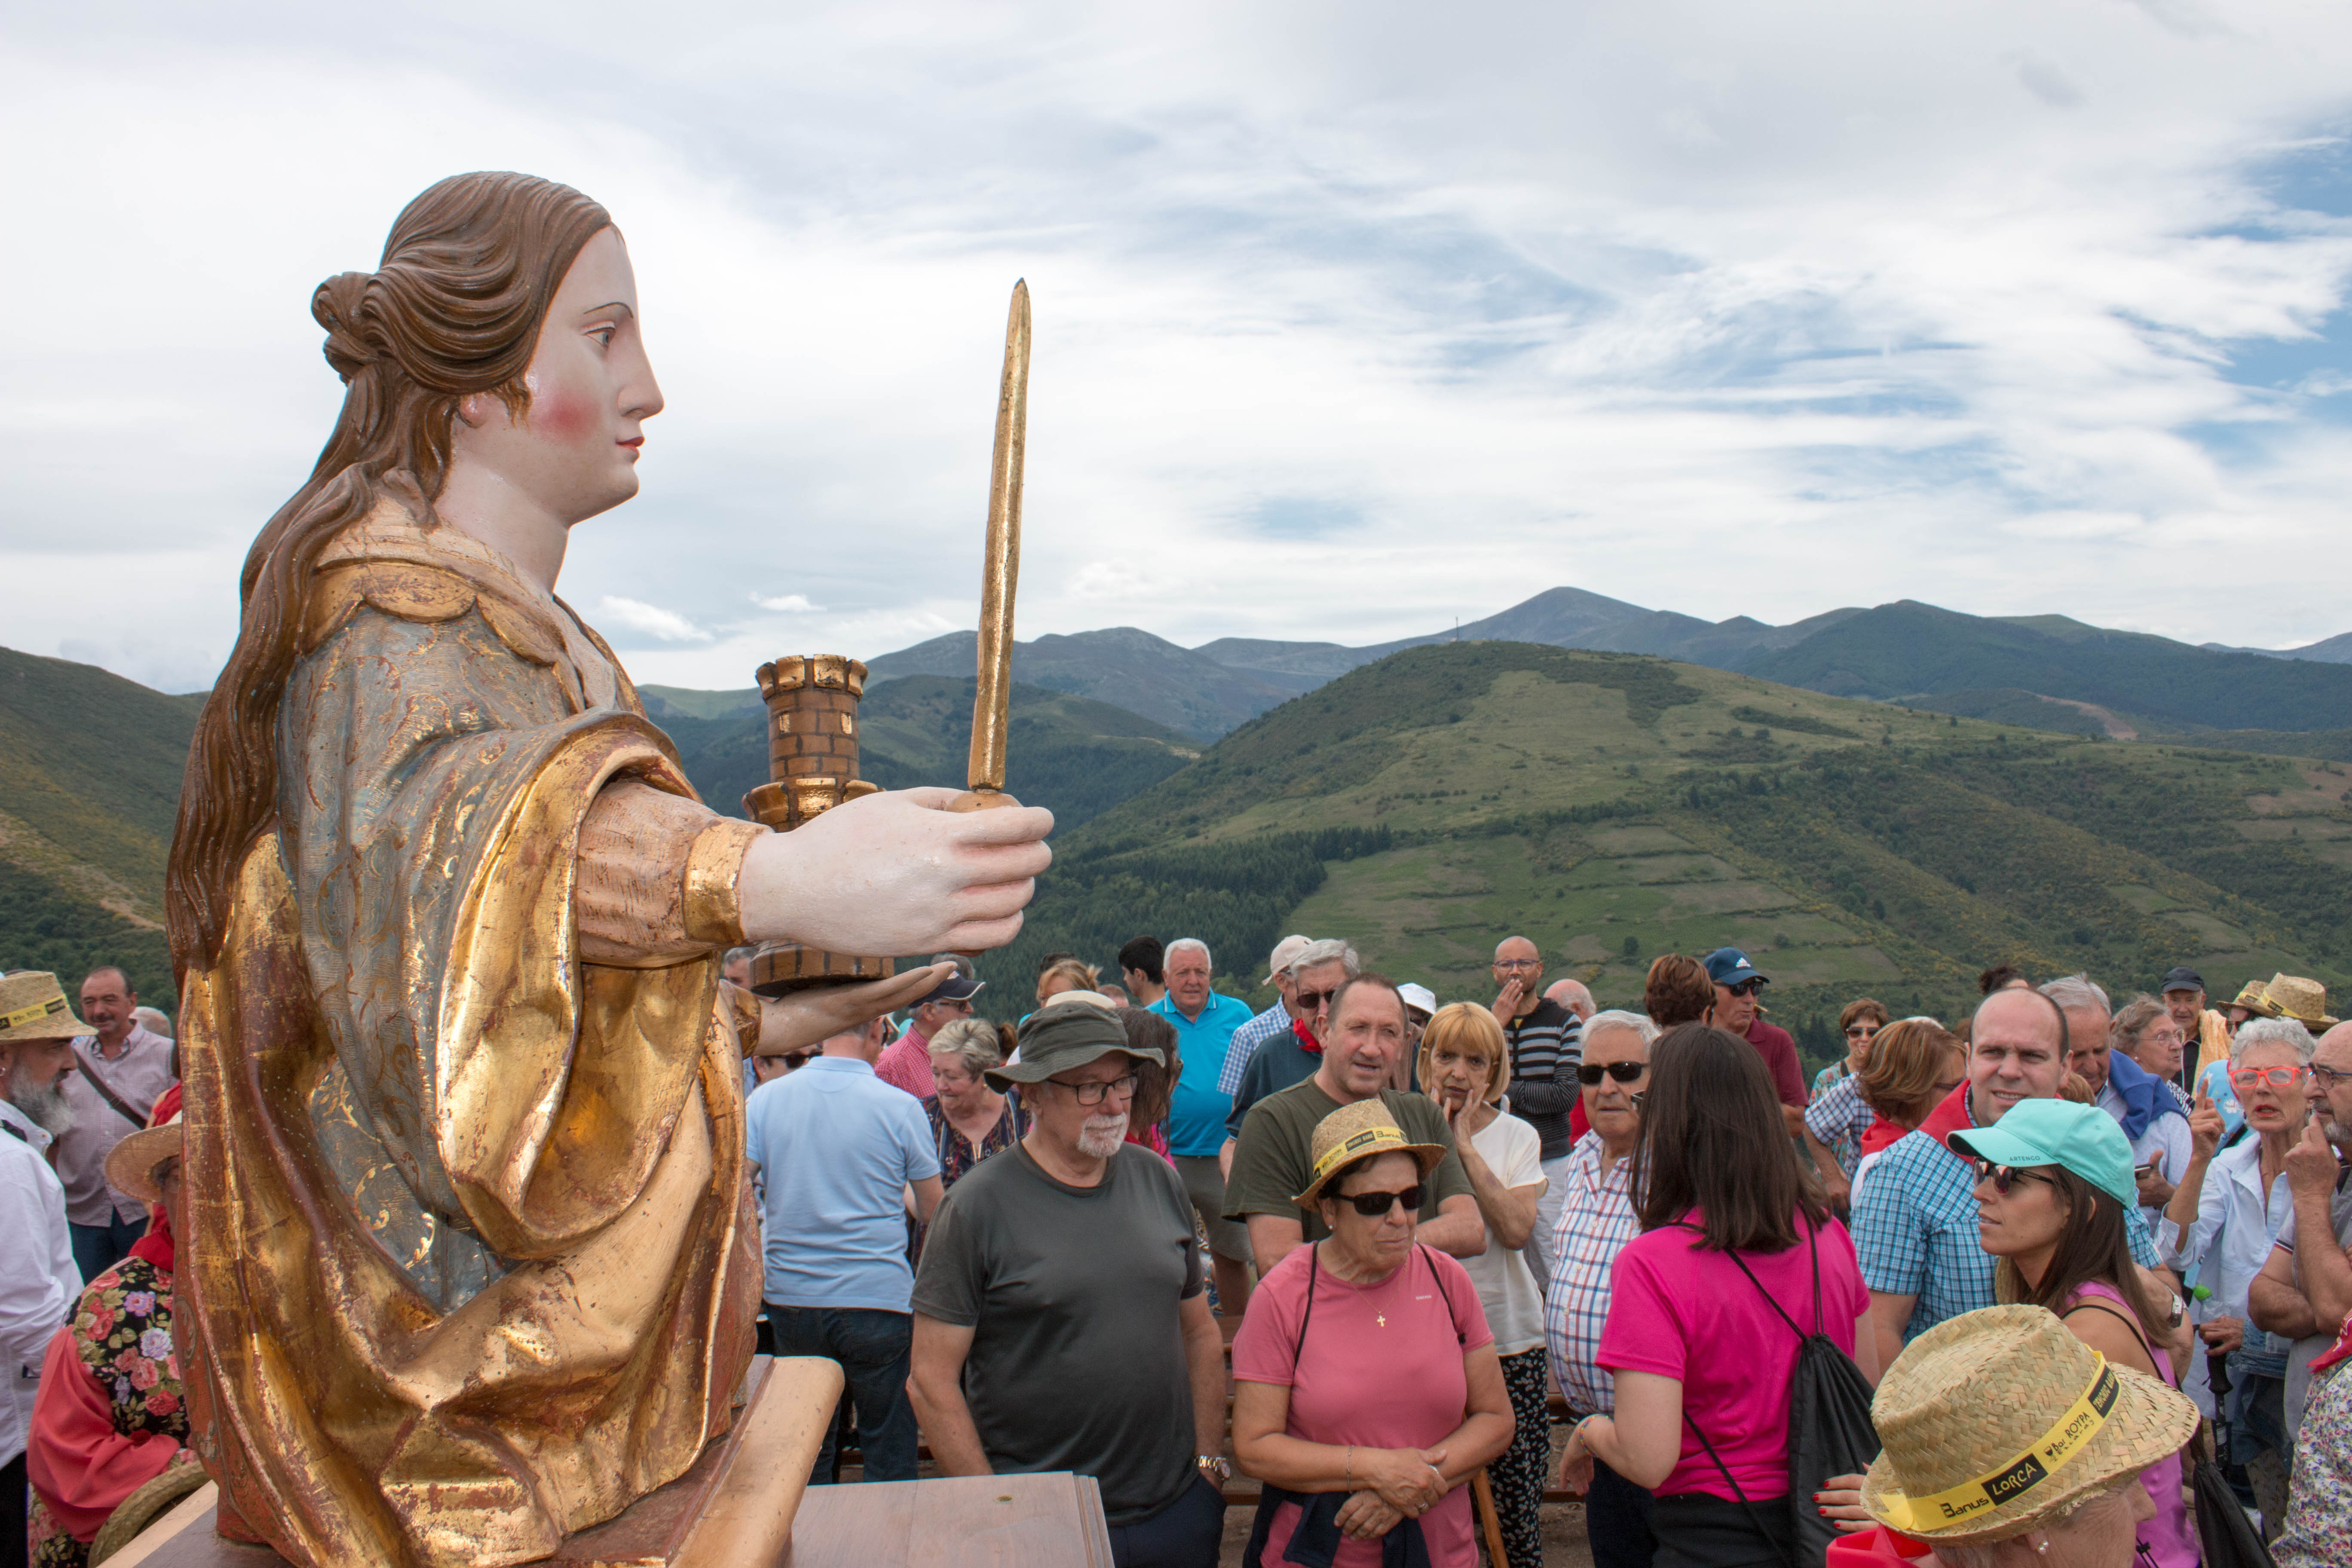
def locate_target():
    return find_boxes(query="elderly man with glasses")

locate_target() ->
[1702,947,1807,1133]
[874,958,985,1100]
[911,1001,1231,1568]
[2251,1020,2352,1446]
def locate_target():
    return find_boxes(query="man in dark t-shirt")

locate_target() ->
[909,1002,1229,1564]
[1224,974,1484,1278]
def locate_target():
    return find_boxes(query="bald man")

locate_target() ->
[1545,978,1596,1023]
[1490,935,1578,1288]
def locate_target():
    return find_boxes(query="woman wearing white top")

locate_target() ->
[2162,1014,2315,1506]
[1420,1002,1548,1568]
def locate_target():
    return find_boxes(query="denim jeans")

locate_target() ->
[69,1212,147,1286]
[766,1304,918,1483]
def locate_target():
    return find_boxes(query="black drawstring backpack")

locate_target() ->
[1676,1216,1880,1566]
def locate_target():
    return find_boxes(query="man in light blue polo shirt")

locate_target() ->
[746,1012,943,1484]
[1151,937,1260,1317]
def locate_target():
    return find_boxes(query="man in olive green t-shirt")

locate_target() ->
[1224,974,1485,1275]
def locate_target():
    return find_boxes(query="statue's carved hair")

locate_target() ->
[168,172,611,977]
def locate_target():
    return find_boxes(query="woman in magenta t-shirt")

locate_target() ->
[1231,1100,1515,1568]
[1559,1025,1880,1567]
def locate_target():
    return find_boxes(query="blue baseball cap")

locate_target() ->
[1703,948,1767,987]
[1947,1099,2138,1209]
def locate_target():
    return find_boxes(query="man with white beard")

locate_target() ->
[1,974,86,1568]
[911,999,1231,1568]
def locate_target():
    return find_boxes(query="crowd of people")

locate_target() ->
[8,936,2352,1568]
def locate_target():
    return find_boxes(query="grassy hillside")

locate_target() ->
[992,643,2352,1067]
[0,646,200,1004]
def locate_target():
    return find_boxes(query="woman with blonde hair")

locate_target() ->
[1035,958,1100,1009]
[1417,1003,1549,1567]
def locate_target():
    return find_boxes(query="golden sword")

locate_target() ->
[952,279,1030,813]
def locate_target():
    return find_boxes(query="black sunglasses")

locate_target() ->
[1724,979,1765,997]
[1966,1157,2056,1195]
[1295,987,1337,1014]
[1335,1183,1424,1217]
[1577,1061,1645,1086]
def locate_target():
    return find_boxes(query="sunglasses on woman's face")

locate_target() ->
[1967,1157,2056,1196]
[1577,1061,1645,1086]
[2230,1065,2307,1091]
[1845,1025,1878,1039]
[1336,1183,1424,1218]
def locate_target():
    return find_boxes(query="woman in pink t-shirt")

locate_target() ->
[1231,1101,1514,1567]
[1559,1025,1880,1567]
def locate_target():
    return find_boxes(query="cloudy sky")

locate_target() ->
[7,1,2352,693]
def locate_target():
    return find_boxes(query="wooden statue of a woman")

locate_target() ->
[163,172,1053,1568]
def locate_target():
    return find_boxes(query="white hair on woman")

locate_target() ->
[926,1017,1003,1077]
[2232,1015,2317,1067]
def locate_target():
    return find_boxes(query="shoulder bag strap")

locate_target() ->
[1678,1222,1811,1345]
[1294,1242,1320,1368]
[74,1044,150,1130]
[1680,1411,1800,1568]
[2061,1299,2171,1387]
[1418,1245,1469,1348]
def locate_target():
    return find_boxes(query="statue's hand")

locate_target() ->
[737,787,1054,956]
[753,965,953,1055]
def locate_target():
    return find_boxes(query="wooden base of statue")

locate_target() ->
[741,653,894,998]
[114,1356,843,1568]
[788,1473,1113,1566]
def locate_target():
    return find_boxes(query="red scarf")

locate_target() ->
[1293,1017,1322,1056]
[1860,1081,1974,1160]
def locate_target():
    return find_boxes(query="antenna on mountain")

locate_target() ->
[1453,617,1459,643]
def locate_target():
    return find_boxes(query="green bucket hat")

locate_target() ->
[1947,1099,2137,1209]
[986,999,1163,1092]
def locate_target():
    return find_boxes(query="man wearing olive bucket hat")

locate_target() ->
[1,973,90,1568]
[910,998,1231,1568]
[1853,1303,2198,1567]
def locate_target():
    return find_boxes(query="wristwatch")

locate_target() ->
[1197,1454,1232,1485]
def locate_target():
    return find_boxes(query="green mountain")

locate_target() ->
[0,647,201,1005]
[986,642,2352,1069]
[643,675,1201,831]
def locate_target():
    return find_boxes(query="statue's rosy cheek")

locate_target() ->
[531,388,598,441]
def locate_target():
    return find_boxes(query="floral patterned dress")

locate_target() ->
[28,1256,191,1568]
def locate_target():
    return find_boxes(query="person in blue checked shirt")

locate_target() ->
[1152,937,1261,1318]
[1852,985,2162,1371]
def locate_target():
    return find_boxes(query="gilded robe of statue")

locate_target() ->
[177,483,767,1568]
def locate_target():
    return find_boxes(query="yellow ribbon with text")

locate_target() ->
[1875,1356,2119,1532]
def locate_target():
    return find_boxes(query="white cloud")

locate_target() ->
[597,597,709,643]
[7,1,2352,693]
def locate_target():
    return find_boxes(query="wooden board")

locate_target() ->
[786,1473,1114,1568]
[120,1357,842,1568]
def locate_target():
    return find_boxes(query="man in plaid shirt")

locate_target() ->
[1214,935,1312,1098]
[1542,1010,1657,1568]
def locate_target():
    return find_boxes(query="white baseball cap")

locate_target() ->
[1267,934,1312,980]
[1399,982,1437,1019]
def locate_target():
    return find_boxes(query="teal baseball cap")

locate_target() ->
[1946,1099,2137,1209]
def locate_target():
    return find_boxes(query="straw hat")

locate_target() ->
[105,1085,185,1206]
[0,971,89,1044]
[2264,973,2335,1030]
[2228,979,2280,1019]
[1292,1099,1448,1209]
[1862,1305,2197,1544]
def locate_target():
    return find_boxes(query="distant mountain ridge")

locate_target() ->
[862,588,2352,741]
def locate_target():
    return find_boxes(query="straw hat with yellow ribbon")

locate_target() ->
[105,1086,185,1206]
[1292,1099,1448,1209]
[1862,1304,2196,1544]
[2227,978,2280,1019]
[2262,973,2335,1031]
[0,971,90,1044]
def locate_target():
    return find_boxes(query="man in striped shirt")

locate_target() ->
[1491,935,1580,1288]
[1215,934,1313,1099]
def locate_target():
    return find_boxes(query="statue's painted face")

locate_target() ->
[450,226,664,530]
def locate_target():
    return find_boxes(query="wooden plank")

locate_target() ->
[101,1482,220,1568]
[788,1472,1113,1568]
